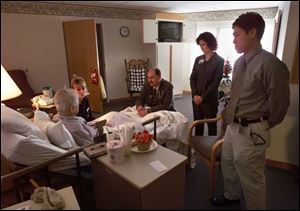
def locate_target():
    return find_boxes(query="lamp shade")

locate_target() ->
[1,65,22,101]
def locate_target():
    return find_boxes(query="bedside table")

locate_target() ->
[16,107,35,119]
[32,104,57,115]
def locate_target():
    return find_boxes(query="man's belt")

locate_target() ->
[234,116,268,127]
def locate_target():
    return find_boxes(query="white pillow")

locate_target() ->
[1,129,26,159]
[1,129,90,171]
[33,110,77,149]
[1,105,49,142]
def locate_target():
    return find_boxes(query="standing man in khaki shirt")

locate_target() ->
[212,12,290,210]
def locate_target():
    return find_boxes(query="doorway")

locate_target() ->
[96,23,108,101]
[63,19,103,112]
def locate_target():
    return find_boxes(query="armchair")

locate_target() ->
[187,116,224,200]
[124,58,149,105]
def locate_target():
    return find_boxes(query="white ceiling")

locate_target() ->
[43,1,283,13]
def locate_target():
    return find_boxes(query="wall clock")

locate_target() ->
[120,26,130,37]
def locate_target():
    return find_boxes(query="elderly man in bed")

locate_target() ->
[53,88,103,146]
[136,68,176,117]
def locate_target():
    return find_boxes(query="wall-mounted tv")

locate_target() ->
[158,21,183,42]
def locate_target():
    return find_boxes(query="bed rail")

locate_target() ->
[142,116,160,141]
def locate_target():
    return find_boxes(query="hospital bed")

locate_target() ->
[88,106,190,154]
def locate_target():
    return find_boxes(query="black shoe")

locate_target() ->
[211,195,240,206]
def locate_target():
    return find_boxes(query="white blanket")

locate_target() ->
[88,107,189,144]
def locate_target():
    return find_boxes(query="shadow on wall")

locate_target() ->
[286,86,299,166]
[286,116,299,166]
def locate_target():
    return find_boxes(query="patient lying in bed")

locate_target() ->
[1,104,90,172]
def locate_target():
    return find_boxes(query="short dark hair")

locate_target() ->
[233,12,265,40]
[196,32,218,51]
[149,68,161,77]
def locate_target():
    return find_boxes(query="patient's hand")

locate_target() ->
[138,108,148,117]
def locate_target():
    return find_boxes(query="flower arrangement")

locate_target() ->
[224,59,232,76]
[134,130,153,151]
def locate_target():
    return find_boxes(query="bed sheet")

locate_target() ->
[1,129,90,172]
[88,107,189,145]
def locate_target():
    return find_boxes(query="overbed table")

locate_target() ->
[91,145,187,210]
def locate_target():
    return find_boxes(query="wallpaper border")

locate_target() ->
[1,1,277,21]
[1,1,156,20]
[183,7,278,21]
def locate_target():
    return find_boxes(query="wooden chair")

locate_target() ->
[124,58,149,105]
[187,116,224,200]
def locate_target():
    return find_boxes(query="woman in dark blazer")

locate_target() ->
[190,32,224,135]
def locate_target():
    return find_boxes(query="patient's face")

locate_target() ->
[147,69,160,87]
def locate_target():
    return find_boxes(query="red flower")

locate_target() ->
[224,60,232,76]
[134,130,153,143]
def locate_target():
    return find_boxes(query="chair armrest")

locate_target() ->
[188,116,222,139]
[210,139,224,162]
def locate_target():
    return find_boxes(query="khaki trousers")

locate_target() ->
[222,121,270,210]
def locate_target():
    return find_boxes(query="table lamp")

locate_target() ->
[1,65,22,101]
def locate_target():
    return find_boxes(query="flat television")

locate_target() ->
[158,21,183,42]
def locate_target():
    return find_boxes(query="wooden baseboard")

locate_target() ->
[182,90,191,94]
[108,96,138,104]
[108,97,129,104]
[266,159,299,172]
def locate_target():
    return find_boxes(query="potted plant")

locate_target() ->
[134,130,153,151]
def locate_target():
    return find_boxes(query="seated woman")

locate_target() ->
[53,88,99,146]
[71,75,95,122]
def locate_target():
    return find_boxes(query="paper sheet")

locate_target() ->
[149,160,168,172]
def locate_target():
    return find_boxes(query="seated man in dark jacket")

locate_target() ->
[136,68,175,117]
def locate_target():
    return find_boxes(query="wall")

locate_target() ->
[1,13,69,93]
[267,1,299,165]
[1,13,151,100]
[98,18,148,100]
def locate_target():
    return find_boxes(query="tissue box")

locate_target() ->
[83,142,107,158]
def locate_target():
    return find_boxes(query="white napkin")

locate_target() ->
[119,123,134,155]
[31,187,65,210]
